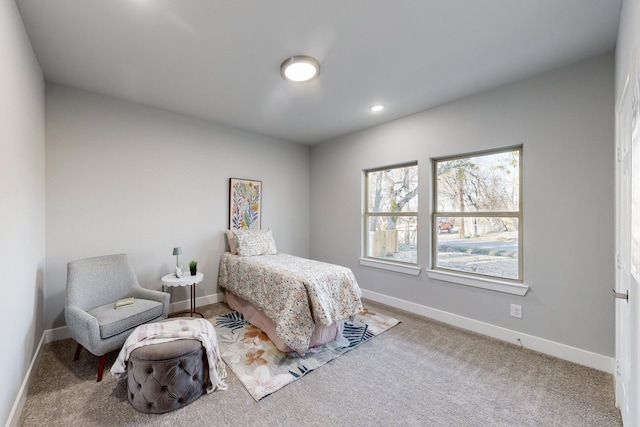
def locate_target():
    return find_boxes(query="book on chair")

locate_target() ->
[115,297,135,309]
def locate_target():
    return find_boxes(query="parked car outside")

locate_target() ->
[437,218,454,234]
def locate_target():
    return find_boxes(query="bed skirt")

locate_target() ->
[224,290,344,353]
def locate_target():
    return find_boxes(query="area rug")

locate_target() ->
[213,309,400,401]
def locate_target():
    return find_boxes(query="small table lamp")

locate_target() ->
[173,247,183,277]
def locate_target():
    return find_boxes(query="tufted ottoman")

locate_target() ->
[126,338,208,413]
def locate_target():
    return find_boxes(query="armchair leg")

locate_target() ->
[97,354,106,382]
[73,343,107,382]
[73,343,82,361]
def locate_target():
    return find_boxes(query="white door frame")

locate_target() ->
[615,67,639,427]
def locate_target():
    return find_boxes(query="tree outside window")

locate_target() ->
[433,147,522,281]
[364,163,418,265]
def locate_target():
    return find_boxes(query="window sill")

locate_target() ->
[426,269,529,296]
[359,258,421,276]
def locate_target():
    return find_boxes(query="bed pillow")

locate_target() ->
[226,230,238,254]
[233,229,278,257]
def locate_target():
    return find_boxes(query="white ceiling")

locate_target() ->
[16,0,621,145]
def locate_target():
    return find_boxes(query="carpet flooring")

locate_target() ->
[17,299,622,427]
[215,309,399,400]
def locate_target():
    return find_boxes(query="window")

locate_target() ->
[364,163,418,265]
[432,146,522,282]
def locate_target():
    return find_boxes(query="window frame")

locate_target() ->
[362,162,419,270]
[431,145,524,285]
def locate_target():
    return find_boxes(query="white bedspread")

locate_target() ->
[110,318,227,393]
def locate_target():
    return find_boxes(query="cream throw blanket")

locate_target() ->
[110,318,227,393]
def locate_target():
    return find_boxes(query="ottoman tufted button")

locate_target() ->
[127,339,206,414]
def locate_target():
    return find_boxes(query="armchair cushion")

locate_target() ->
[65,254,170,358]
[88,299,165,339]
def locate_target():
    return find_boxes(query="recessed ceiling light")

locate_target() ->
[280,55,320,83]
[370,104,385,112]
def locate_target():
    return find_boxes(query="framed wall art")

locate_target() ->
[229,178,262,230]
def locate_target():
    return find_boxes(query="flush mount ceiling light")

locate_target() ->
[370,104,385,112]
[280,55,320,82]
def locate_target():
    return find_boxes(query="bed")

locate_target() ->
[217,229,363,354]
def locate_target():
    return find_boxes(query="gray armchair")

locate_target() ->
[65,254,170,381]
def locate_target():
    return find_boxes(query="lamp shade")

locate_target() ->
[172,247,182,256]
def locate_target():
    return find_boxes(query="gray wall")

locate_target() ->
[310,54,615,356]
[0,1,45,424]
[44,84,310,330]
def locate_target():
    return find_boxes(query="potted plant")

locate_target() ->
[189,260,198,276]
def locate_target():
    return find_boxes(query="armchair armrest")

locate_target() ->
[65,304,102,354]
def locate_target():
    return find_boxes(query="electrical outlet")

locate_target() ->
[510,304,522,319]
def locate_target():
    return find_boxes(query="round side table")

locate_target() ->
[161,272,204,318]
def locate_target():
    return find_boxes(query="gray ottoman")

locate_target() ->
[127,339,208,413]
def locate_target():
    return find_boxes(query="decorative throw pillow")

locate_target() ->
[226,230,238,254]
[233,229,278,257]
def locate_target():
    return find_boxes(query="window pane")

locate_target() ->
[435,217,519,280]
[368,165,418,213]
[367,216,417,264]
[436,150,519,213]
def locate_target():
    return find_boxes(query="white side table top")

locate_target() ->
[161,271,204,287]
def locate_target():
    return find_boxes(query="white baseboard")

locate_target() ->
[361,289,614,374]
[5,333,46,427]
[169,292,224,315]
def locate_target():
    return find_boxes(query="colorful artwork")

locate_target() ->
[229,178,261,230]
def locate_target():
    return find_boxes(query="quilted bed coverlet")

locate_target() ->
[217,252,363,353]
